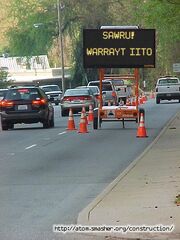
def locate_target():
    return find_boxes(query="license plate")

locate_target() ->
[18,105,28,110]
[72,100,81,103]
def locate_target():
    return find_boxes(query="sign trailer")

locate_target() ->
[83,27,156,128]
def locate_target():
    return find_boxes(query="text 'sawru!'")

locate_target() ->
[83,29,155,68]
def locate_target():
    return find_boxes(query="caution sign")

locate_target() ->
[83,29,155,68]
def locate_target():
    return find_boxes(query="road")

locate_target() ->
[0,99,179,240]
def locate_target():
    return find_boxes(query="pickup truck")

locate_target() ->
[109,79,132,104]
[155,76,180,104]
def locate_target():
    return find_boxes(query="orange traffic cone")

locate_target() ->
[88,104,94,122]
[67,108,76,130]
[82,106,88,125]
[140,96,143,105]
[78,111,88,133]
[136,113,148,138]
[142,95,146,104]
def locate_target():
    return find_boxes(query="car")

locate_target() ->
[0,89,8,100]
[61,88,97,116]
[155,76,180,104]
[39,84,62,105]
[108,79,132,104]
[75,85,102,103]
[0,86,54,130]
[87,80,118,105]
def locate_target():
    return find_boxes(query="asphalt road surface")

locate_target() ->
[0,99,180,240]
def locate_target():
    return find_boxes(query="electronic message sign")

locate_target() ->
[83,29,155,68]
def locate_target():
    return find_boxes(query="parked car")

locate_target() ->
[0,86,54,130]
[39,84,62,105]
[87,80,118,105]
[0,89,8,100]
[61,88,97,116]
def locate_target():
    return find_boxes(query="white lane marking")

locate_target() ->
[58,131,67,135]
[25,144,37,150]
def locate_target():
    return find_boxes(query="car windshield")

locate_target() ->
[88,82,112,91]
[41,85,60,92]
[64,89,90,96]
[110,79,124,86]
[158,79,179,85]
[5,88,41,100]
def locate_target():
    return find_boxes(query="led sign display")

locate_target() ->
[83,29,155,68]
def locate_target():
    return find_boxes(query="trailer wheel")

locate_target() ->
[93,117,98,129]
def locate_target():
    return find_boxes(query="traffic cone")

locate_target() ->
[136,113,148,138]
[82,106,88,125]
[142,95,146,103]
[78,111,88,133]
[67,108,76,130]
[140,96,144,105]
[87,104,94,122]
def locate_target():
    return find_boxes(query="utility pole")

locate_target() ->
[57,0,65,94]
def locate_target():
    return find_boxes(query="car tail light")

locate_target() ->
[0,100,14,107]
[112,91,116,97]
[95,95,100,100]
[32,99,47,105]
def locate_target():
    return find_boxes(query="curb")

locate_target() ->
[77,111,179,224]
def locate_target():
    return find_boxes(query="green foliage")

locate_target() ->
[0,70,11,88]
[5,0,180,89]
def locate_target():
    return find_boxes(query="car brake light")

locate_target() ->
[0,100,14,107]
[112,91,116,97]
[32,99,47,105]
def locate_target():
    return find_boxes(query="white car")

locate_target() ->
[40,85,62,105]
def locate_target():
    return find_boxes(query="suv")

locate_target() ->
[155,76,180,104]
[40,85,62,105]
[0,86,54,130]
[87,80,117,105]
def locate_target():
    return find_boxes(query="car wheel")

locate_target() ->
[179,99,180,103]
[49,115,54,128]
[8,123,14,129]
[93,117,98,129]
[2,121,9,130]
[43,117,50,129]
[156,97,160,104]
[61,109,68,117]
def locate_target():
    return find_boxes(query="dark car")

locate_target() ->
[0,87,54,130]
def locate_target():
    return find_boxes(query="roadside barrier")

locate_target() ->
[78,110,88,134]
[67,108,76,131]
[136,113,148,138]
[87,104,94,122]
